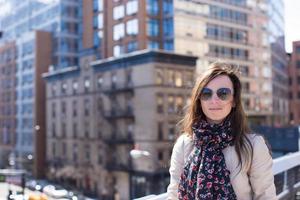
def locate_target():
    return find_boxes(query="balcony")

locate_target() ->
[102,82,134,95]
[104,132,134,145]
[102,108,134,119]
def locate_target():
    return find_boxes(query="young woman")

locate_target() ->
[167,62,277,200]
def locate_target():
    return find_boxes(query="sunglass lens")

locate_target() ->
[217,88,232,100]
[200,88,213,100]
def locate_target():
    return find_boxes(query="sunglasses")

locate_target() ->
[200,87,233,101]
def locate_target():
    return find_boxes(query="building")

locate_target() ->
[268,0,289,126]
[0,42,17,168]
[43,50,197,199]
[288,41,300,125]
[0,0,80,177]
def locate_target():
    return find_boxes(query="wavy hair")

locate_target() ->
[178,61,253,170]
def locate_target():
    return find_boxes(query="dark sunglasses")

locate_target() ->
[200,87,233,101]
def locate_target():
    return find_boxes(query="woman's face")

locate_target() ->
[200,75,235,124]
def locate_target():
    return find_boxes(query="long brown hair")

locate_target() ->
[179,62,253,170]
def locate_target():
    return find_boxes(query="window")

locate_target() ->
[175,96,184,113]
[93,0,103,11]
[73,100,77,117]
[156,68,164,85]
[113,23,125,40]
[158,150,163,161]
[97,13,103,29]
[296,60,300,68]
[126,0,138,15]
[84,99,90,116]
[72,80,78,94]
[84,77,90,92]
[97,75,103,89]
[52,102,56,118]
[73,144,78,162]
[148,41,159,49]
[296,46,300,54]
[147,0,159,15]
[113,5,125,20]
[156,94,164,113]
[185,71,193,87]
[62,142,67,157]
[168,125,175,140]
[126,19,138,35]
[175,71,183,87]
[147,19,159,36]
[61,82,67,94]
[167,69,175,85]
[158,122,163,140]
[167,95,175,113]
[61,101,66,114]
[113,45,123,57]
[62,122,66,138]
[73,123,77,138]
[127,41,138,52]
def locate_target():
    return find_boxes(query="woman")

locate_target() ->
[167,62,277,200]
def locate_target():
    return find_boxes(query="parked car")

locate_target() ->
[43,184,69,198]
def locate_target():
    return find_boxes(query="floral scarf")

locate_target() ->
[178,119,237,200]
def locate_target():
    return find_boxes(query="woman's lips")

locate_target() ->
[209,108,222,111]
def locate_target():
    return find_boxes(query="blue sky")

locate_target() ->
[284,0,300,53]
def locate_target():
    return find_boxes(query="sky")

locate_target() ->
[284,0,300,53]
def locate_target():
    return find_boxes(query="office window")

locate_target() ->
[126,0,138,15]
[148,41,159,49]
[97,13,103,29]
[156,68,164,85]
[61,82,67,94]
[167,95,175,113]
[113,5,125,20]
[113,23,125,40]
[147,0,159,15]
[158,122,164,140]
[126,19,138,35]
[97,75,103,89]
[175,71,183,87]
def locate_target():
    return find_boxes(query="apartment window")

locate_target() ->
[167,69,175,86]
[52,142,56,157]
[62,142,67,157]
[168,95,175,113]
[113,23,125,40]
[73,144,78,162]
[156,94,164,113]
[127,19,138,36]
[127,41,138,52]
[113,5,125,20]
[185,71,193,87]
[84,99,90,116]
[156,68,164,85]
[98,97,103,112]
[73,123,77,139]
[52,123,56,138]
[85,144,90,162]
[93,0,103,11]
[175,96,184,113]
[84,77,90,92]
[61,82,67,94]
[98,146,103,164]
[148,41,159,49]
[52,102,56,118]
[72,80,78,94]
[97,13,103,29]
[147,0,159,15]
[175,71,183,87]
[84,121,90,138]
[126,0,138,15]
[113,45,123,57]
[147,19,159,36]
[168,125,175,140]
[73,100,77,117]
[61,101,66,114]
[158,122,164,140]
[97,75,103,89]
[62,122,66,138]
[111,73,117,87]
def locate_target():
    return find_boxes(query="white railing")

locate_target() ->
[135,151,300,200]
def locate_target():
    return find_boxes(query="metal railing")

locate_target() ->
[135,151,300,200]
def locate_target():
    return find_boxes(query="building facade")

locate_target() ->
[43,50,197,199]
[0,42,17,168]
[288,41,300,125]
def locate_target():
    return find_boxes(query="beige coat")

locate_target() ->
[167,134,277,200]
